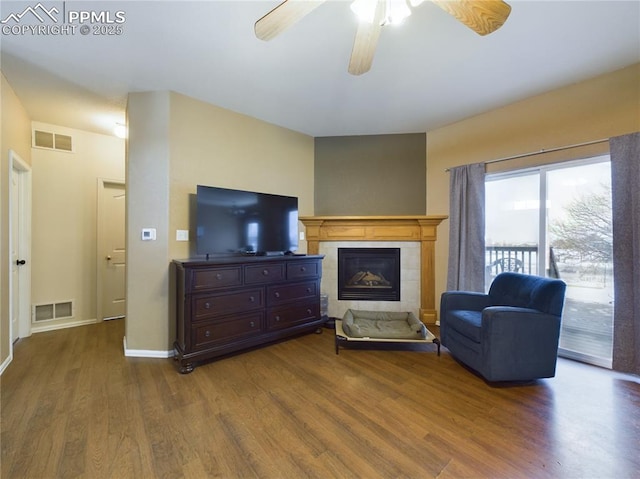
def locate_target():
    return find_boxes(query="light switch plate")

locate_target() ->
[176,229,189,241]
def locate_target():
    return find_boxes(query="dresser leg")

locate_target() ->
[179,362,195,374]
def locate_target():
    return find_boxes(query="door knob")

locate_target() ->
[106,255,112,261]
[16,259,26,266]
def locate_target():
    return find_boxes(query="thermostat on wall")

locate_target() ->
[141,228,156,241]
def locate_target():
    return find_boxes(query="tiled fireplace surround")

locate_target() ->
[300,216,447,324]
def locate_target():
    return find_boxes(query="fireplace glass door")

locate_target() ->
[338,248,400,301]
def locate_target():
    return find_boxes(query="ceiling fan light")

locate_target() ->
[383,0,411,25]
[350,0,377,24]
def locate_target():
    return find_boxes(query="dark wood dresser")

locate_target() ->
[172,255,324,373]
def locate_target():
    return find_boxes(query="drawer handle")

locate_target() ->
[215,273,223,280]
[307,309,312,315]
[306,288,312,293]
[204,330,211,338]
[274,292,280,298]
[262,269,269,276]
[204,302,211,309]
[249,296,255,302]
[275,316,281,322]
[250,321,255,328]
[300,266,306,272]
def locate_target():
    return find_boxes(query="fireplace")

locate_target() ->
[299,215,447,323]
[338,247,400,301]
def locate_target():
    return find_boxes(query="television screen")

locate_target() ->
[196,185,298,256]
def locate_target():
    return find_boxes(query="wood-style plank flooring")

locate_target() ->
[1,319,639,478]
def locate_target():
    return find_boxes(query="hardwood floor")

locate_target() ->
[2,319,639,479]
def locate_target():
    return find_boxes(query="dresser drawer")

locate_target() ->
[245,263,285,284]
[267,303,320,331]
[191,267,242,292]
[193,289,263,320]
[193,313,263,349]
[267,281,318,306]
[287,261,320,280]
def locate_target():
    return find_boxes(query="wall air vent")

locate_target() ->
[33,129,74,152]
[33,301,74,322]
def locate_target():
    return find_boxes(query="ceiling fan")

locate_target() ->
[255,0,512,75]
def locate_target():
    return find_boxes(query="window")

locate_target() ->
[486,156,613,367]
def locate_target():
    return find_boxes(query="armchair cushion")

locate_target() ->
[446,310,482,343]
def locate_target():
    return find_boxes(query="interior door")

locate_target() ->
[9,151,31,342]
[11,168,22,341]
[99,181,126,320]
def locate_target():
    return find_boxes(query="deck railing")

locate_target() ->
[486,245,612,366]
[485,246,538,277]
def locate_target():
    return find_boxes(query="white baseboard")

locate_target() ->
[31,318,98,334]
[123,336,174,358]
[0,353,13,376]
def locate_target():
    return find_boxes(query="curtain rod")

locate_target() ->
[444,138,609,172]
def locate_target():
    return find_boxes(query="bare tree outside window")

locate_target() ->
[550,185,613,264]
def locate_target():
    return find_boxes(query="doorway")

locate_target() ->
[9,150,32,344]
[485,156,613,368]
[97,180,126,321]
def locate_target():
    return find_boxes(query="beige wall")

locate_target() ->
[314,133,426,215]
[0,72,32,368]
[126,91,315,352]
[126,91,172,352]
[31,122,125,328]
[168,92,315,260]
[426,63,640,311]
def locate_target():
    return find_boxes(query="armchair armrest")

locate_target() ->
[441,291,493,313]
[440,292,493,346]
[482,306,560,326]
[482,306,561,339]
[480,306,562,381]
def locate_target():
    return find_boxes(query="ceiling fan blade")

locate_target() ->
[255,0,326,41]
[348,0,386,75]
[431,0,511,36]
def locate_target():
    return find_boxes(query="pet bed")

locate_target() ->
[335,309,440,355]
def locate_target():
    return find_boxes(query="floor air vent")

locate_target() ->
[33,301,74,322]
[33,130,73,152]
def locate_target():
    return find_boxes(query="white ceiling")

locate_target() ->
[1,0,639,138]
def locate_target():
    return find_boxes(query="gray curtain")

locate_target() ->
[610,132,640,375]
[447,163,486,292]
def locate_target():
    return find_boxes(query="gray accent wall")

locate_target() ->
[314,133,426,215]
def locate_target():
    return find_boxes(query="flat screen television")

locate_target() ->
[196,185,299,257]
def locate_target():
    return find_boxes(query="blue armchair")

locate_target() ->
[440,272,566,382]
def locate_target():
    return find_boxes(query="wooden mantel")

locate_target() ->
[299,216,447,323]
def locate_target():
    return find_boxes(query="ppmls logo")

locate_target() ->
[1,2,126,36]
[1,2,59,23]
